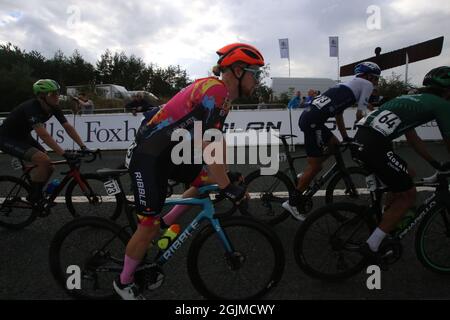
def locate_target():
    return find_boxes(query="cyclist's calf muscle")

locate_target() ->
[380,187,416,233]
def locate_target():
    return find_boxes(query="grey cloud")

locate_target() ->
[0,0,449,85]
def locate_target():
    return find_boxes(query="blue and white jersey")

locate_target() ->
[341,77,374,112]
[304,77,374,123]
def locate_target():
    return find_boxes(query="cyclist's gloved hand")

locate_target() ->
[80,145,94,155]
[221,183,246,203]
[227,171,244,185]
[63,151,80,166]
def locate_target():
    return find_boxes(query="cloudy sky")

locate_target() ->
[1,0,449,86]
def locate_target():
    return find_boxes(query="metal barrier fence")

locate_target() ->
[0,104,288,118]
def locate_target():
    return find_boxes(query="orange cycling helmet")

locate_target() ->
[216,43,265,67]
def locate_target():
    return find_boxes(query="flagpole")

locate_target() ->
[337,55,340,82]
[405,52,409,86]
[288,57,291,77]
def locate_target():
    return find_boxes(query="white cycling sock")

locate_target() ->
[366,227,387,252]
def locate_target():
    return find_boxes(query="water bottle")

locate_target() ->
[45,179,61,195]
[157,224,181,250]
[395,207,416,231]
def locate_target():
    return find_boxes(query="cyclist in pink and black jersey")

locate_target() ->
[114,43,265,300]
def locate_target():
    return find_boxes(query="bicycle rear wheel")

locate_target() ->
[0,175,36,230]
[294,202,375,281]
[49,216,130,299]
[187,216,285,299]
[242,170,292,224]
[416,205,450,274]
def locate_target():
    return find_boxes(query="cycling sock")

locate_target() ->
[162,205,190,225]
[120,255,141,285]
[366,227,387,252]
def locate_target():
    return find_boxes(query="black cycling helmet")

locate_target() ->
[423,66,450,88]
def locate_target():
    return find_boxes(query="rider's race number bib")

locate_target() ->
[104,179,121,196]
[311,95,331,109]
[368,110,402,136]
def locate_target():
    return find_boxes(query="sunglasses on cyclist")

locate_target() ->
[243,67,263,82]
[47,91,60,97]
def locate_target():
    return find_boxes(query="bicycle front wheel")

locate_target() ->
[325,166,370,206]
[187,216,285,300]
[242,170,293,224]
[416,205,450,274]
[0,175,36,230]
[65,174,123,220]
[49,216,130,300]
[294,202,375,281]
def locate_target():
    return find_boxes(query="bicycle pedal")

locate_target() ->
[136,264,165,291]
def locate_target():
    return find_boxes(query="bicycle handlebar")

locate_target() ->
[417,170,450,186]
[81,149,102,163]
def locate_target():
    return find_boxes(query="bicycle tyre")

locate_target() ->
[187,216,285,299]
[49,216,130,300]
[242,169,293,224]
[0,175,36,230]
[294,202,375,281]
[415,204,450,274]
[325,166,370,206]
[65,173,124,220]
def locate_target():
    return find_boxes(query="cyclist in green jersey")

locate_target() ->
[353,66,450,264]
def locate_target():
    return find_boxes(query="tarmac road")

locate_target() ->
[1,142,449,300]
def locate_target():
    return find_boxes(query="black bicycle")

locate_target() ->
[0,150,123,230]
[49,168,285,300]
[293,168,450,281]
[244,134,369,224]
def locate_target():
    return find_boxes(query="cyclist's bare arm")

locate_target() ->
[62,122,86,148]
[335,112,349,140]
[34,125,65,156]
[405,129,436,163]
[202,140,230,189]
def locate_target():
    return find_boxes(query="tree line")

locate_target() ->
[0,43,192,111]
[0,43,275,112]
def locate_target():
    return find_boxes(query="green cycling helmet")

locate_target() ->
[423,66,450,88]
[33,79,61,95]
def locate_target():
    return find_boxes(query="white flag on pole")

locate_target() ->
[279,38,289,59]
[329,36,339,57]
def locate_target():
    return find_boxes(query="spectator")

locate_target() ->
[305,89,316,104]
[73,93,95,115]
[125,92,156,116]
[288,91,301,109]
[300,96,308,107]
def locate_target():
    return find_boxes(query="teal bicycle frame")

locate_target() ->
[154,184,233,265]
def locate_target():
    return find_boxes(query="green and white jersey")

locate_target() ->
[357,93,450,140]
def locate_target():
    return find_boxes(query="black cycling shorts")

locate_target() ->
[299,110,334,157]
[0,135,45,161]
[354,127,413,193]
[128,149,202,216]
